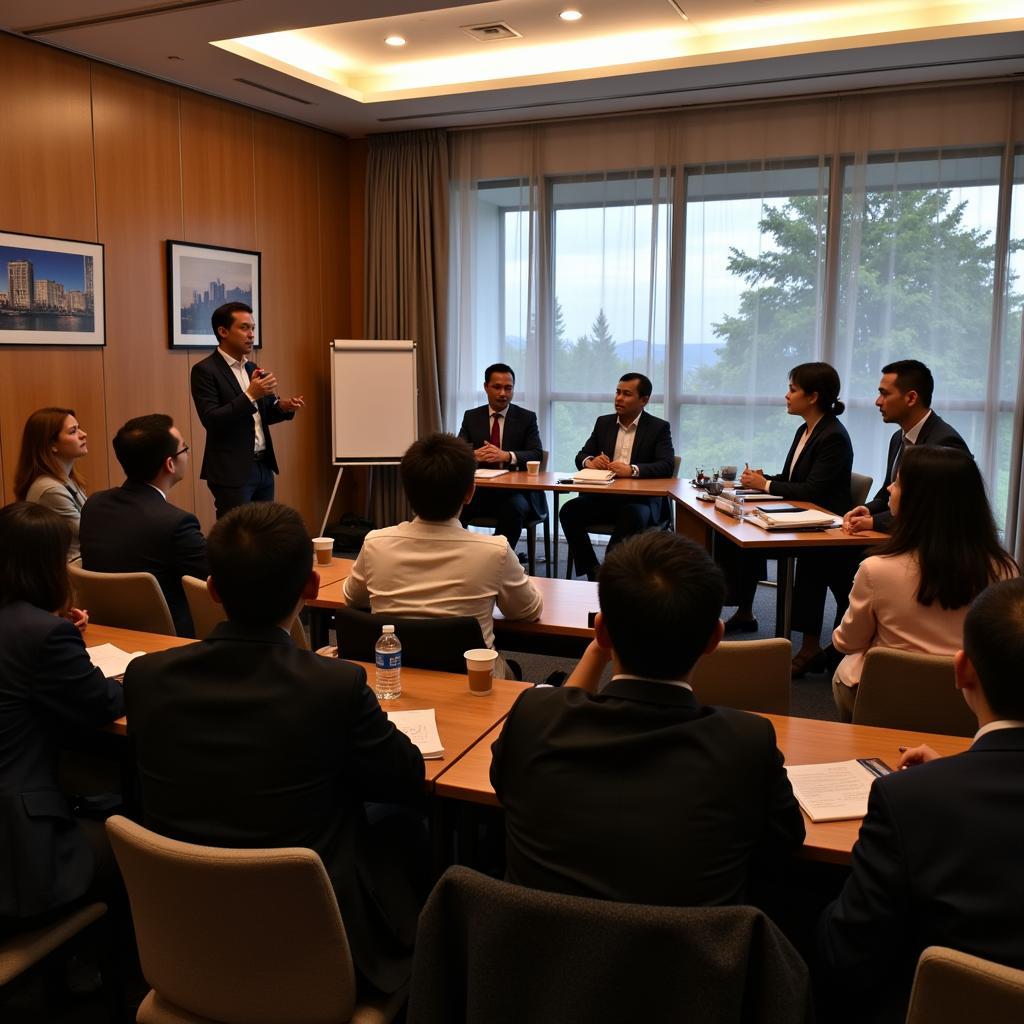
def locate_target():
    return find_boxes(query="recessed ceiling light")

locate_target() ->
[384,34,406,47]
[559,9,583,21]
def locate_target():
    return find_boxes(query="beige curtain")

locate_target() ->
[365,128,449,525]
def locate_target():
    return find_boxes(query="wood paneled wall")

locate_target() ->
[0,33,365,532]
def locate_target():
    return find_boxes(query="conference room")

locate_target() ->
[2,1,1024,1021]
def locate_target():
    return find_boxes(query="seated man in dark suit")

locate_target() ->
[844,359,969,534]
[458,362,547,557]
[558,372,675,581]
[818,577,1024,1022]
[490,530,804,908]
[125,502,426,996]
[79,414,207,636]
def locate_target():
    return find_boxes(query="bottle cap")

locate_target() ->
[382,625,395,633]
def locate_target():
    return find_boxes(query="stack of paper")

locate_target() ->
[474,468,509,479]
[86,643,144,680]
[752,507,838,530]
[386,709,444,759]
[785,760,881,822]
[572,468,616,485]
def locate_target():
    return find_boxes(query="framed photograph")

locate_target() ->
[0,230,105,346]
[167,240,260,349]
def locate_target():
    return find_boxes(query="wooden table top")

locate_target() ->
[475,470,677,499]
[88,624,530,783]
[432,709,972,865]
[315,555,356,588]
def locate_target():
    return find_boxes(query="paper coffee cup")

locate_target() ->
[526,461,540,475]
[464,648,498,695]
[313,537,334,566]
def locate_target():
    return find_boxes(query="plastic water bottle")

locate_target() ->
[374,625,402,700]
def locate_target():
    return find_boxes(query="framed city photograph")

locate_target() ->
[0,230,105,346]
[167,240,260,349]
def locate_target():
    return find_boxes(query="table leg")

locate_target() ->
[776,556,794,638]
[553,492,561,576]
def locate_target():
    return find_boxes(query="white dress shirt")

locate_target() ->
[218,347,266,454]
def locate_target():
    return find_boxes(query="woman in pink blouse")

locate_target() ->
[832,445,1017,721]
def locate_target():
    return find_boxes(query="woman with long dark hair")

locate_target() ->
[14,407,89,561]
[728,362,855,676]
[832,445,1017,720]
[0,502,123,933]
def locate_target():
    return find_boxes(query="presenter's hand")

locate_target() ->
[475,442,506,464]
[898,744,940,769]
[588,453,611,471]
[67,607,89,633]
[246,369,278,400]
[843,506,873,534]
[608,460,633,478]
[278,395,304,412]
[740,468,768,490]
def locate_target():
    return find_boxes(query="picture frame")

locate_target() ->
[166,240,261,349]
[0,230,105,346]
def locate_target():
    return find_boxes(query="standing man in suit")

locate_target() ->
[125,502,426,996]
[843,359,969,534]
[79,414,208,637]
[458,363,546,555]
[190,302,304,518]
[490,530,804,907]
[559,372,675,581]
[818,577,1024,1021]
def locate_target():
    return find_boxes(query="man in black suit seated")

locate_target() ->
[558,372,675,581]
[125,502,426,996]
[818,577,1024,1022]
[79,414,208,636]
[844,359,969,534]
[490,530,805,908]
[458,362,547,556]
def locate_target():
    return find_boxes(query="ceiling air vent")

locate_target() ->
[461,22,522,42]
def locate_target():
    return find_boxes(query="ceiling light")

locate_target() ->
[559,9,583,21]
[384,35,406,47]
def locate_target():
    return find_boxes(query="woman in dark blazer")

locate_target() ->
[0,502,124,933]
[728,362,855,677]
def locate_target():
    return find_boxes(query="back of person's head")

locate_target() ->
[112,414,177,483]
[400,433,476,521]
[14,406,82,499]
[619,372,653,399]
[484,362,515,384]
[963,578,1024,719]
[881,359,934,408]
[207,502,312,626]
[878,445,1016,609]
[0,502,71,613]
[211,301,252,338]
[598,531,725,679]
[789,362,845,416]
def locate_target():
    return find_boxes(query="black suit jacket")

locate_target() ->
[190,350,293,486]
[865,412,970,531]
[0,601,123,920]
[490,679,804,907]
[765,415,854,515]
[125,622,425,993]
[819,728,1024,1017]
[79,481,208,637]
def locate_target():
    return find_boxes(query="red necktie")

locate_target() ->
[490,413,501,448]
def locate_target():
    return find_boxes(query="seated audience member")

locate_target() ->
[819,577,1024,1021]
[844,359,969,535]
[831,446,1017,721]
[559,373,675,581]
[727,362,855,678]
[79,414,207,637]
[458,362,547,556]
[125,502,425,995]
[490,530,804,907]
[0,503,123,934]
[343,433,542,677]
[14,407,89,561]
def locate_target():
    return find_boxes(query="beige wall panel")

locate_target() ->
[91,66,195,508]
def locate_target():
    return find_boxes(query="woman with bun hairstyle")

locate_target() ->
[832,445,1017,721]
[726,362,855,676]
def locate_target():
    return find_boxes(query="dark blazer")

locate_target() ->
[490,679,804,907]
[765,415,854,515]
[865,412,970,531]
[190,350,293,486]
[575,410,675,479]
[0,601,124,921]
[818,728,1024,1017]
[124,622,425,994]
[79,481,208,637]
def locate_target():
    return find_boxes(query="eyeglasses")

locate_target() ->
[175,444,190,457]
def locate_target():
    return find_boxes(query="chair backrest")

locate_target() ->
[852,648,976,736]
[539,450,549,471]
[69,563,176,636]
[334,606,485,674]
[850,471,874,507]
[673,454,682,478]
[105,815,357,1024]
[690,639,791,714]
[0,902,106,988]
[407,866,812,1024]
[906,946,1024,1024]
[182,575,309,649]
